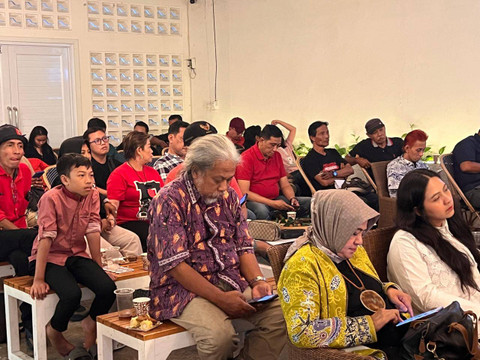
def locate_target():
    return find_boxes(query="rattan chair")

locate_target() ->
[369,161,396,228]
[295,156,317,195]
[440,153,480,226]
[361,167,378,193]
[43,165,58,190]
[161,147,169,155]
[370,161,391,198]
[266,228,397,360]
[146,155,161,167]
[362,226,396,282]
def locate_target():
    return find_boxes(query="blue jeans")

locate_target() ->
[247,195,311,220]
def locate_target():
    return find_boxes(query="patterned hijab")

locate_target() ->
[285,190,380,261]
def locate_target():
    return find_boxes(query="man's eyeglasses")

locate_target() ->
[89,136,110,145]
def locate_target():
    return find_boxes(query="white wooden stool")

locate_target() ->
[97,312,195,360]
[4,259,149,360]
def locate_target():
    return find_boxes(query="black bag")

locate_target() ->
[27,187,45,212]
[341,177,374,194]
[401,301,480,360]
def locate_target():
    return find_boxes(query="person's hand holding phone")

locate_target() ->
[290,197,300,209]
[270,199,294,211]
[31,176,43,189]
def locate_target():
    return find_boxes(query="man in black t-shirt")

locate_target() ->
[303,121,378,210]
[345,118,403,178]
[83,127,122,199]
[83,127,142,255]
[453,131,480,209]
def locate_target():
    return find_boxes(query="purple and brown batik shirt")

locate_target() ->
[147,172,254,321]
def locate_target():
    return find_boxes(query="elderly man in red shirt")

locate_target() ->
[236,124,311,220]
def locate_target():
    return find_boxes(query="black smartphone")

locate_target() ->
[240,193,248,205]
[247,293,278,304]
[32,171,44,178]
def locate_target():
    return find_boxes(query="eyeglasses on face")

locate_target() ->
[89,136,110,145]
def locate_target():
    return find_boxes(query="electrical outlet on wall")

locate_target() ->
[187,57,196,69]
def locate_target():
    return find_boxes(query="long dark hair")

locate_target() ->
[28,126,48,146]
[243,125,261,150]
[396,169,480,293]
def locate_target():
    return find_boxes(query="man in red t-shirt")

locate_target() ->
[236,125,311,220]
[0,125,38,342]
[0,125,37,269]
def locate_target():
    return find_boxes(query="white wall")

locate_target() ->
[188,0,480,152]
[0,0,190,136]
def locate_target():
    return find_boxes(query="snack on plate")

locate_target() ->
[129,316,156,331]
[140,319,153,331]
[129,317,141,328]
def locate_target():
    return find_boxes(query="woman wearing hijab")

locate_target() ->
[279,190,413,359]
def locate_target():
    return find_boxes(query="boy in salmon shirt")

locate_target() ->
[29,153,116,359]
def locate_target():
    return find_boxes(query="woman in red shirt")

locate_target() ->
[107,131,163,251]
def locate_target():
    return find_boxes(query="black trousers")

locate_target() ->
[0,228,37,330]
[120,221,149,252]
[30,256,116,332]
[0,228,37,276]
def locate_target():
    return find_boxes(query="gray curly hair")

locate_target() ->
[183,134,240,174]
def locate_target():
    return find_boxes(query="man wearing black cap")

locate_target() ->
[0,125,37,265]
[345,118,403,173]
[0,124,37,342]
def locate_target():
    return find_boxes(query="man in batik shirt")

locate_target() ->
[147,134,286,360]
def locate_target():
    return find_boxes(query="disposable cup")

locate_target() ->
[114,288,135,318]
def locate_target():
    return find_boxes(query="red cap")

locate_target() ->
[229,117,245,134]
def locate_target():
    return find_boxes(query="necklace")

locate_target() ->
[342,260,386,312]
[127,161,147,182]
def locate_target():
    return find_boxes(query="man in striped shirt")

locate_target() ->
[153,120,189,181]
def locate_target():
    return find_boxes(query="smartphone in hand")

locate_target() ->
[32,171,44,178]
[247,294,278,305]
[240,193,248,205]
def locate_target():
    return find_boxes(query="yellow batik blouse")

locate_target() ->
[279,243,396,358]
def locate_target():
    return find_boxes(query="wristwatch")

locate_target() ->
[333,171,338,177]
[249,275,267,286]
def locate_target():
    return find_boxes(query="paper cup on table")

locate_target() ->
[286,211,296,221]
[133,297,150,317]
[114,288,134,318]
[141,252,150,271]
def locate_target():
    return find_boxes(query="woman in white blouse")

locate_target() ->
[387,169,480,315]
